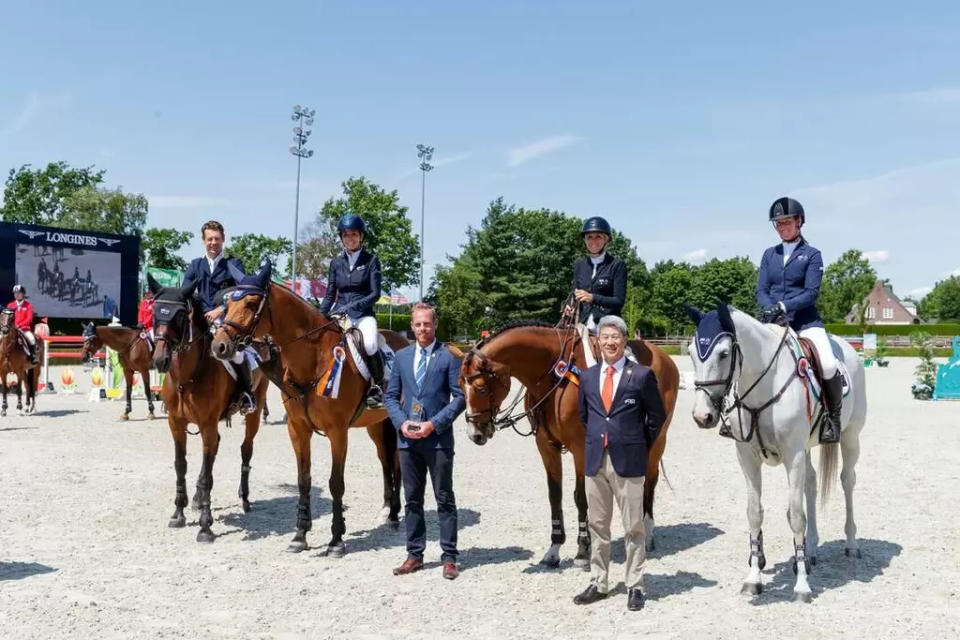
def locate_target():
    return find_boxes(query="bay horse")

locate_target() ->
[147,275,269,543]
[80,322,157,420]
[210,263,408,557]
[459,320,680,567]
[685,303,866,602]
[0,309,43,416]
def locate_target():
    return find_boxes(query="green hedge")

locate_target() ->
[825,323,960,336]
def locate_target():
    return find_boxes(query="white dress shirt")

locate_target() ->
[346,248,362,270]
[590,252,606,278]
[207,251,223,273]
[782,239,800,266]
[599,356,627,399]
[413,340,437,376]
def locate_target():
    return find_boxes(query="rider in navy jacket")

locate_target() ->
[569,217,627,329]
[755,197,841,443]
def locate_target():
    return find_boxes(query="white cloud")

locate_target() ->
[899,86,960,106]
[149,195,231,209]
[432,152,471,168]
[862,249,890,263]
[507,135,579,167]
[683,248,709,265]
[905,286,932,300]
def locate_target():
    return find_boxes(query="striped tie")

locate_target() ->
[415,347,427,393]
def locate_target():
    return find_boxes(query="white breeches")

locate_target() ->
[22,331,36,346]
[798,326,837,379]
[345,315,379,356]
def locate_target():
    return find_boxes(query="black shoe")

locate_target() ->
[573,584,608,605]
[627,588,645,611]
[365,384,384,409]
[235,362,258,415]
[820,374,843,444]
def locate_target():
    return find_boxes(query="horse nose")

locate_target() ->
[693,411,715,428]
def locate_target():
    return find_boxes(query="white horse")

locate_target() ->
[685,303,867,602]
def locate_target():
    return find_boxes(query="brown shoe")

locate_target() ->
[393,557,423,576]
[442,562,459,580]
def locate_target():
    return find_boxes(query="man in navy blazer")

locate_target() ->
[384,302,466,580]
[180,220,256,413]
[573,315,665,612]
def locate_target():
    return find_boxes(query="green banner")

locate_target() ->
[146,266,184,288]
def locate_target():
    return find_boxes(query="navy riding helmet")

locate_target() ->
[581,216,612,237]
[769,197,805,224]
[337,213,366,235]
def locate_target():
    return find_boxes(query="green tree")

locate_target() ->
[918,275,960,322]
[818,249,877,323]
[142,227,194,271]
[60,186,148,236]
[228,233,293,277]
[647,264,695,332]
[689,257,760,317]
[430,198,648,336]
[313,177,420,291]
[1,162,106,225]
[295,218,340,280]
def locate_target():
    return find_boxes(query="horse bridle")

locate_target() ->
[153,300,195,356]
[692,325,798,457]
[462,330,577,436]
[217,285,272,347]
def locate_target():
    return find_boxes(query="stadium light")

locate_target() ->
[416,143,434,301]
[289,105,316,283]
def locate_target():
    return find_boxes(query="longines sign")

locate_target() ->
[18,229,120,247]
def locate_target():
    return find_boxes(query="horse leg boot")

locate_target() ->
[365,351,385,409]
[820,374,842,444]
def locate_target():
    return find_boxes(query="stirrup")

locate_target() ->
[239,393,257,415]
[819,416,840,444]
[365,384,384,409]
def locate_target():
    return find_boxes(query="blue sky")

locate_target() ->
[2,1,959,301]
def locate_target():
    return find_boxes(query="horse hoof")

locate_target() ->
[241,500,251,513]
[845,548,862,559]
[539,556,561,569]
[119,413,130,421]
[196,530,216,543]
[389,519,400,531]
[573,556,590,568]
[168,515,186,528]
[741,582,762,596]
[809,555,817,567]
[287,540,307,553]
[794,591,813,603]
[148,412,156,420]
[324,542,346,558]
[0,410,5,417]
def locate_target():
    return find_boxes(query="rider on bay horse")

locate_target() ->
[318,213,391,409]
[6,285,38,365]
[756,196,841,443]
[182,219,258,415]
[138,288,155,339]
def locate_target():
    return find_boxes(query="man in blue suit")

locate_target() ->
[385,302,466,580]
[181,220,256,414]
[573,315,665,612]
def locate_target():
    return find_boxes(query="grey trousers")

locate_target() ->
[586,450,646,593]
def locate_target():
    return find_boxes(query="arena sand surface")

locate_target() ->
[1,357,958,639]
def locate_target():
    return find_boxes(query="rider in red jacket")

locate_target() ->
[6,285,38,364]
[137,289,155,335]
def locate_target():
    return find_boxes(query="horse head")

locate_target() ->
[150,274,200,373]
[0,308,14,336]
[685,301,739,429]
[212,261,272,362]
[80,322,101,363]
[460,345,512,445]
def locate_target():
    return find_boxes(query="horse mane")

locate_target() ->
[268,282,342,333]
[478,318,558,347]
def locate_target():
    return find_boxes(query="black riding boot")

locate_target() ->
[820,373,843,444]
[28,343,38,366]
[365,352,385,409]
[235,360,258,415]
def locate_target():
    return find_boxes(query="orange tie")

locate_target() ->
[602,365,615,413]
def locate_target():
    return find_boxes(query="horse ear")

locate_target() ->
[146,273,162,295]
[717,301,735,333]
[181,278,199,299]
[682,302,703,325]
[255,261,272,290]
[227,260,247,285]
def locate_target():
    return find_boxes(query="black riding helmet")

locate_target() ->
[581,216,612,237]
[337,213,366,235]
[769,197,805,224]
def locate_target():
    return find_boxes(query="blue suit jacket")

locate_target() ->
[385,342,466,450]
[578,361,665,478]
[182,256,245,313]
[756,240,825,331]
[317,249,382,320]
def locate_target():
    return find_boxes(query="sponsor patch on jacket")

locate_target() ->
[623,398,636,405]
